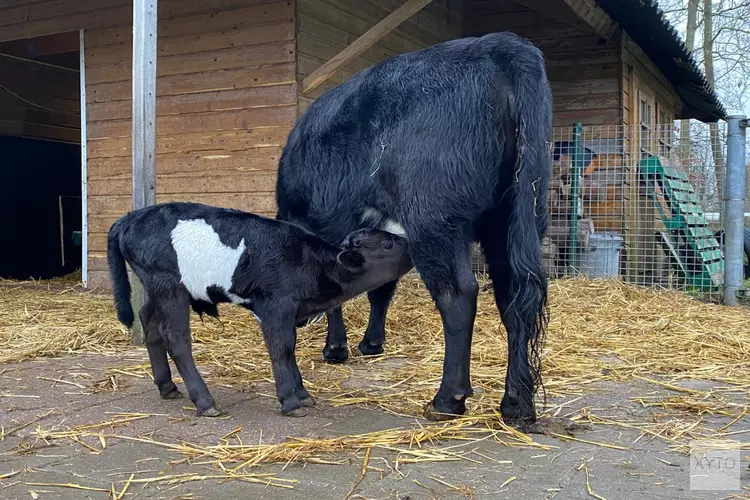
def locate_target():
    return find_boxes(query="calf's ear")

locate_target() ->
[336,250,365,270]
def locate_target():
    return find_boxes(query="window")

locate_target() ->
[639,95,653,156]
[657,107,674,157]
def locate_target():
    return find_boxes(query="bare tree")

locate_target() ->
[659,0,749,216]
[679,0,699,161]
[703,0,726,216]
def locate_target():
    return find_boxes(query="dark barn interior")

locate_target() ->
[0,31,82,280]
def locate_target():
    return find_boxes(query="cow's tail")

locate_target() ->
[504,40,553,415]
[107,219,134,328]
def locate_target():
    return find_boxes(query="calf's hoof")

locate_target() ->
[199,406,222,417]
[282,407,308,417]
[161,388,184,400]
[299,396,317,407]
[357,340,384,357]
[323,343,349,363]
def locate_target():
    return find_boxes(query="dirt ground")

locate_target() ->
[1,350,749,500]
[1,274,749,499]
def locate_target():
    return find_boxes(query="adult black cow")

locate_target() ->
[275,32,553,428]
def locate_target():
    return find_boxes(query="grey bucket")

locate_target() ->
[579,233,623,278]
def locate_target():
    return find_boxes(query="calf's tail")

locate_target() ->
[107,221,134,328]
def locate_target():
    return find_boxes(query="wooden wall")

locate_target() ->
[1,0,689,288]
[1,0,298,290]
[296,0,462,114]
[86,0,296,289]
[621,32,682,284]
[464,0,622,129]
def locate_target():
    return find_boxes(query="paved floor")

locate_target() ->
[1,351,748,499]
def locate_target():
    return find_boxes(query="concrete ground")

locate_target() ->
[1,351,749,500]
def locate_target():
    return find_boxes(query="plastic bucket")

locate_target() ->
[579,233,623,278]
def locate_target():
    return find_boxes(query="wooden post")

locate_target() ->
[79,29,89,289]
[300,0,433,95]
[130,0,158,345]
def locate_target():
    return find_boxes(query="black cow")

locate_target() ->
[275,32,553,428]
[106,202,413,417]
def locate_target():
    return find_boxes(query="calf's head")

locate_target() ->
[335,228,413,287]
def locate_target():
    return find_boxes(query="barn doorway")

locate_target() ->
[0,31,84,282]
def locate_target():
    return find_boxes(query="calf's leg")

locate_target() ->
[139,298,182,399]
[256,299,311,416]
[323,307,349,363]
[358,280,398,356]
[323,279,399,362]
[410,233,478,421]
[157,289,220,417]
[291,362,315,408]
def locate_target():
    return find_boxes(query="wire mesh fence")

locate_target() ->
[470,120,738,302]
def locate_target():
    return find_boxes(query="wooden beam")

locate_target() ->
[562,0,617,39]
[0,52,78,72]
[130,0,158,345]
[300,0,434,95]
[514,0,595,34]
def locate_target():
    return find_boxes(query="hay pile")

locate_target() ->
[0,273,126,362]
[2,273,749,459]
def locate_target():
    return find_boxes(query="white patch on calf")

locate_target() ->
[170,219,248,303]
[361,207,407,238]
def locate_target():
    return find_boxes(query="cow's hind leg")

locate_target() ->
[358,280,398,356]
[157,289,220,417]
[412,232,478,421]
[477,206,547,429]
[323,307,349,363]
[479,233,536,426]
[139,298,182,400]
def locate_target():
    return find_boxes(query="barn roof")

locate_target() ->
[596,0,727,122]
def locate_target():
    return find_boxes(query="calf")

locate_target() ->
[276,32,553,429]
[107,201,413,417]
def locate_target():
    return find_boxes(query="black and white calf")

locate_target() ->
[107,201,413,417]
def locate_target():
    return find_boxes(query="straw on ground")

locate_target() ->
[2,272,749,467]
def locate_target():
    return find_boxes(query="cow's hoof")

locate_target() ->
[357,340,384,356]
[323,344,349,363]
[299,396,317,407]
[161,389,183,400]
[423,401,462,422]
[283,407,308,417]
[199,406,222,417]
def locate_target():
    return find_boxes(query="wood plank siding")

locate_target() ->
[621,32,681,284]
[296,0,462,114]
[464,0,622,129]
[0,0,297,289]
[1,0,689,289]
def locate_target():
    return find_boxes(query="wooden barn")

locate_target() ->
[0,0,725,290]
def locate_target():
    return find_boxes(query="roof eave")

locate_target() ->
[596,0,727,123]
